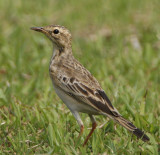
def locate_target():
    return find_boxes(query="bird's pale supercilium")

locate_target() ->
[31,25,150,146]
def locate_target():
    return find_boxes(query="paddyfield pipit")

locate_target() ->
[31,25,149,146]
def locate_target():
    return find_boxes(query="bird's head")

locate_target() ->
[31,25,72,49]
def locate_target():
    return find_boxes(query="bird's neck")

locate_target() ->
[51,45,72,62]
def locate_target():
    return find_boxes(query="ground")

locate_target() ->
[0,0,159,154]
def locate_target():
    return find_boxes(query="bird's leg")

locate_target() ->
[78,124,84,138]
[71,111,84,138]
[83,115,97,146]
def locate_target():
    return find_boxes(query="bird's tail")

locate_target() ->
[114,116,149,142]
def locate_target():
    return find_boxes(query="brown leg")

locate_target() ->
[83,115,97,146]
[78,125,84,138]
[71,111,84,138]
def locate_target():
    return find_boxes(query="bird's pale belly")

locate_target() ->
[52,82,99,115]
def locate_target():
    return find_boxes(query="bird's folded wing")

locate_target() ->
[57,74,120,117]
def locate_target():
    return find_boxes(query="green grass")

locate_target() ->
[0,0,160,154]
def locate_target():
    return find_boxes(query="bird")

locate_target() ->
[30,25,150,146]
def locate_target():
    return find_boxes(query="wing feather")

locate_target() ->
[57,74,120,117]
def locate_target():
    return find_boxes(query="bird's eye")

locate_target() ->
[53,29,59,34]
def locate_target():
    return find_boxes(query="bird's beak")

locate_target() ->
[30,27,49,35]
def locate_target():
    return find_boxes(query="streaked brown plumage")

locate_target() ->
[31,25,149,146]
